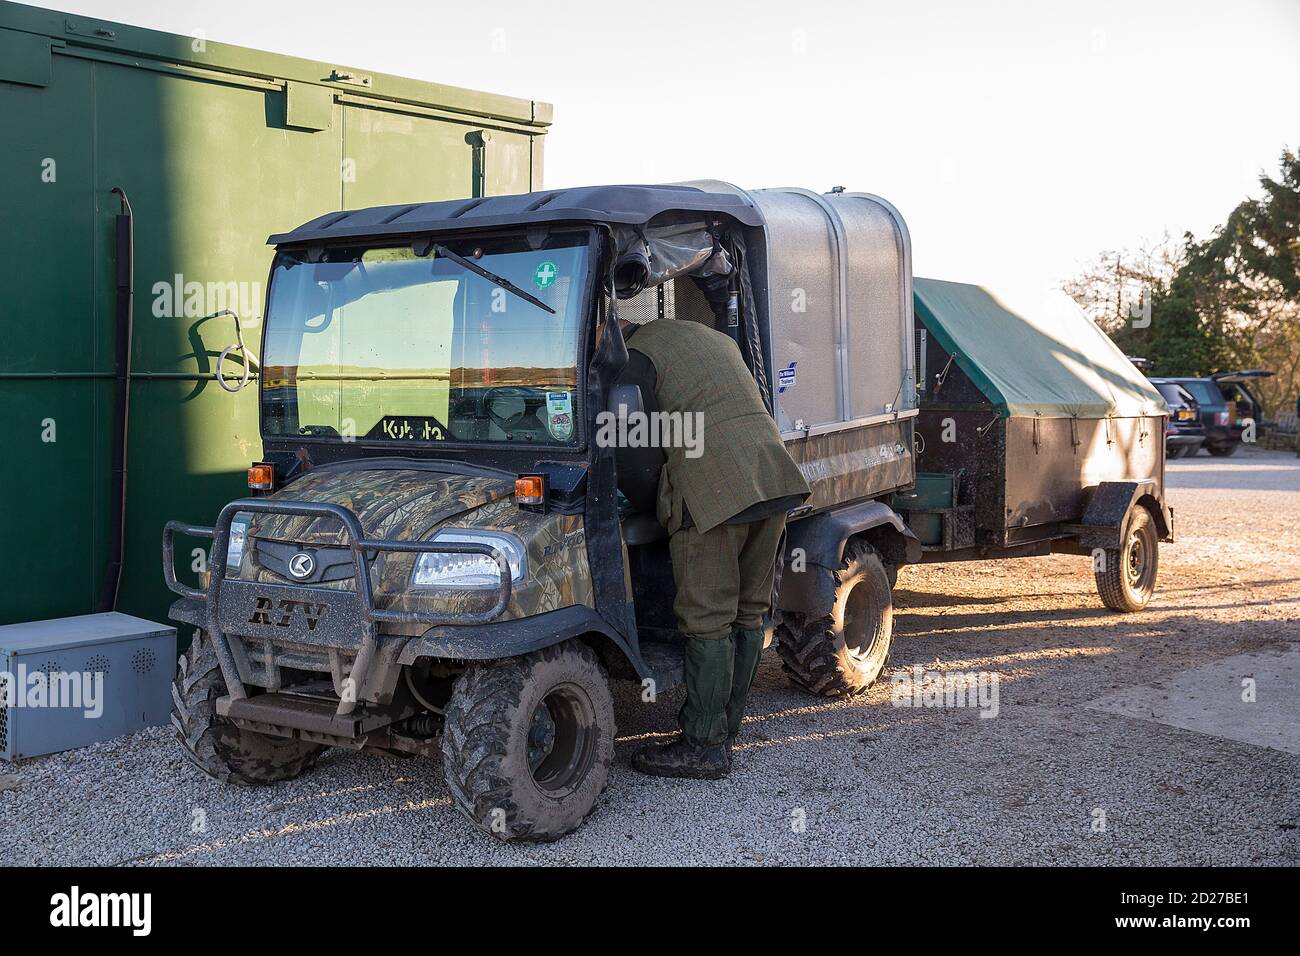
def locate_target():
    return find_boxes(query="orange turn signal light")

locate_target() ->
[248,463,275,491]
[514,475,545,505]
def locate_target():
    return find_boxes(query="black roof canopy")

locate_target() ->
[267,184,764,246]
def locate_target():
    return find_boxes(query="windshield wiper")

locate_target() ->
[432,243,556,315]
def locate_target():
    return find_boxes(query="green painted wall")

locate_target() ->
[0,1,550,628]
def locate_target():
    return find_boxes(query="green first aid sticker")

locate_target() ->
[533,260,558,289]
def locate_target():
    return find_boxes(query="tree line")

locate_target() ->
[1065,148,1299,420]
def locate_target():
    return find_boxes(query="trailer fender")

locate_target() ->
[777,501,920,615]
[1067,480,1174,550]
[397,604,649,676]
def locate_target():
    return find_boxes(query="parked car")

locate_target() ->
[1151,380,1206,459]
[1154,371,1273,457]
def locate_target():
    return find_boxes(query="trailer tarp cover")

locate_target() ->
[914,277,1167,419]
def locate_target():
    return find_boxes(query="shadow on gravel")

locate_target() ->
[1154,577,1300,596]
[890,605,1292,703]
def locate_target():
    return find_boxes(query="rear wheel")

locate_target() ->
[171,629,324,785]
[1166,445,1186,459]
[1207,442,1238,457]
[775,540,894,697]
[1094,507,1159,612]
[442,640,614,842]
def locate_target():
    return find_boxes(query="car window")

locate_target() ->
[1182,381,1222,406]
[1154,382,1192,406]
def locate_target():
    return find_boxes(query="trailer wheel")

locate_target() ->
[776,541,894,697]
[171,629,324,786]
[442,640,614,842]
[1094,507,1159,612]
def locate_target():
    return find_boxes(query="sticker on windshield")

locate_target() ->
[545,391,574,441]
[534,260,558,290]
[364,415,447,442]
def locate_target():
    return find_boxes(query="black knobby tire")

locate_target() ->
[1207,443,1238,457]
[1094,507,1160,612]
[171,629,325,786]
[442,640,615,842]
[775,540,894,697]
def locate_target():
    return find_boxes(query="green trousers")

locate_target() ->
[670,512,785,746]
[669,512,785,641]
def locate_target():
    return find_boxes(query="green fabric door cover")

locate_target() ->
[913,277,1167,419]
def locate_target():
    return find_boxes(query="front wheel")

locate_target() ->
[1206,442,1238,457]
[1094,507,1159,612]
[441,640,615,842]
[171,629,324,785]
[775,540,894,697]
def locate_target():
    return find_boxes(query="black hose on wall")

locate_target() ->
[97,187,134,613]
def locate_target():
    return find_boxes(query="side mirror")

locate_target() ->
[608,383,644,418]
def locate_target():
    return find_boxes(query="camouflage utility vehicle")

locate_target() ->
[163,182,1168,841]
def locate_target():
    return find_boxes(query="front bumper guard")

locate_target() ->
[163,498,512,717]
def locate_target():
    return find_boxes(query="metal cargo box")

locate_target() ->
[0,612,175,760]
[684,182,917,510]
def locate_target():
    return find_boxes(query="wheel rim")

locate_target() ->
[1124,520,1155,594]
[526,682,596,795]
[842,579,881,664]
[1125,532,1146,587]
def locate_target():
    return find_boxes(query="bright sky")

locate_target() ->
[33,0,1300,302]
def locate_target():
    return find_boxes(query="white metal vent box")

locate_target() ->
[0,612,175,761]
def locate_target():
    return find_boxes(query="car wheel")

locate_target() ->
[171,629,325,785]
[1094,507,1159,612]
[775,540,894,697]
[442,640,614,842]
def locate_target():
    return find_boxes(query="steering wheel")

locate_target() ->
[483,385,541,432]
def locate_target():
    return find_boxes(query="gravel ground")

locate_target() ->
[2,447,1297,866]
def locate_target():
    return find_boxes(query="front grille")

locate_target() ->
[253,540,359,584]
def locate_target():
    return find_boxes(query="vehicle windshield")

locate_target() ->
[261,232,590,445]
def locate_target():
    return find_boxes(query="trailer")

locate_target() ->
[901,278,1173,610]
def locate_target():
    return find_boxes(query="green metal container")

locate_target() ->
[0,1,550,627]
[895,472,958,545]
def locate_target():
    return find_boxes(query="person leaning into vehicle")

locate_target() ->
[617,314,810,779]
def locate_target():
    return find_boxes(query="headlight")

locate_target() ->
[412,529,527,589]
[225,514,251,570]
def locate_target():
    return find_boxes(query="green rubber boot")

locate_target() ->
[727,627,764,749]
[633,635,733,779]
